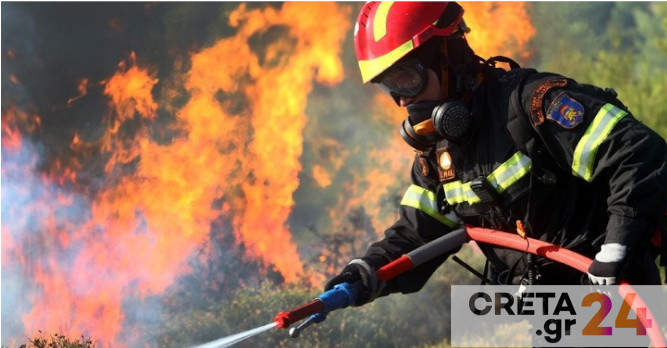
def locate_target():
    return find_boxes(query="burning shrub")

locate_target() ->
[15,331,94,348]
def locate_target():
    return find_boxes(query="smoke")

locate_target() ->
[1,138,54,345]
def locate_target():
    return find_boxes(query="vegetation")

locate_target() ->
[152,243,485,348]
[529,2,667,138]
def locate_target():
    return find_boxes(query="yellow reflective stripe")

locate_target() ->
[443,152,532,205]
[571,104,627,181]
[443,182,465,204]
[401,184,460,228]
[464,182,480,205]
[487,152,532,193]
[358,39,414,83]
[373,1,394,42]
[444,181,479,205]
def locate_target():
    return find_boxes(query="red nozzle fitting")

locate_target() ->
[274,311,291,329]
[274,299,325,329]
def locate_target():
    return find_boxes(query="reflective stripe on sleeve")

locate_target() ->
[443,181,478,205]
[400,184,460,228]
[443,151,532,206]
[571,103,628,181]
[486,151,532,194]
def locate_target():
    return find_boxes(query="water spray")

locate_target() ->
[188,322,278,348]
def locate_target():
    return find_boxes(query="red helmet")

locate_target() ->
[354,2,465,83]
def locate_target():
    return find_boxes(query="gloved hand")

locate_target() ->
[325,259,385,306]
[587,243,627,285]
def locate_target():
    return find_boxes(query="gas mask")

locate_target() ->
[399,100,472,151]
[373,57,474,151]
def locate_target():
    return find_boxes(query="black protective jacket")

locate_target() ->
[360,66,666,294]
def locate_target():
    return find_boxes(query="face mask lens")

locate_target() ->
[377,61,426,98]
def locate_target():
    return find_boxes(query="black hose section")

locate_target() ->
[408,228,470,267]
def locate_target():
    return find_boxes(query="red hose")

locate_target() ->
[466,226,591,273]
[466,226,666,348]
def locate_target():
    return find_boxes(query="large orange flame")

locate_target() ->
[220,3,351,282]
[463,2,536,61]
[3,2,351,347]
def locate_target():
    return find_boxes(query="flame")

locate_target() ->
[312,164,333,188]
[104,52,157,121]
[67,78,89,106]
[1,106,28,150]
[327,92,413,240]
[197,2,351,283]
[462,2,536,61]
[2,2,352,347]
[10,55,167,346]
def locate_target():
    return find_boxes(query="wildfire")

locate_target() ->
[1,2,534,347]
[463,2,536,61]
[3,2,351,347]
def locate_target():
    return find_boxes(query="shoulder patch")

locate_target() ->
[530,78,568,126]
[546,92,584,129]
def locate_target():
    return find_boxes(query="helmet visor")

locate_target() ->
[375,60,427,98]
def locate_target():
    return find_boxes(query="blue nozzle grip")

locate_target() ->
[317,282,359,312]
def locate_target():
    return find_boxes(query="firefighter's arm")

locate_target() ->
[581,117,665,284]
[325,152,461,304]
[521,76,667,283]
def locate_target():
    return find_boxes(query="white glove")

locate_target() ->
[587,243,626,285]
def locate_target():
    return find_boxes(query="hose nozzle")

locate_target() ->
[288,313,326,338]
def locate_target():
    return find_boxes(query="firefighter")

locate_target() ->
[325,2,666,307]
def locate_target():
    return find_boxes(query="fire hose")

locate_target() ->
[273,226,666,347]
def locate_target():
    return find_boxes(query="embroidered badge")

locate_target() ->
[530,78,568,126]
[436,148,455,181]
[546,92,584,129]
